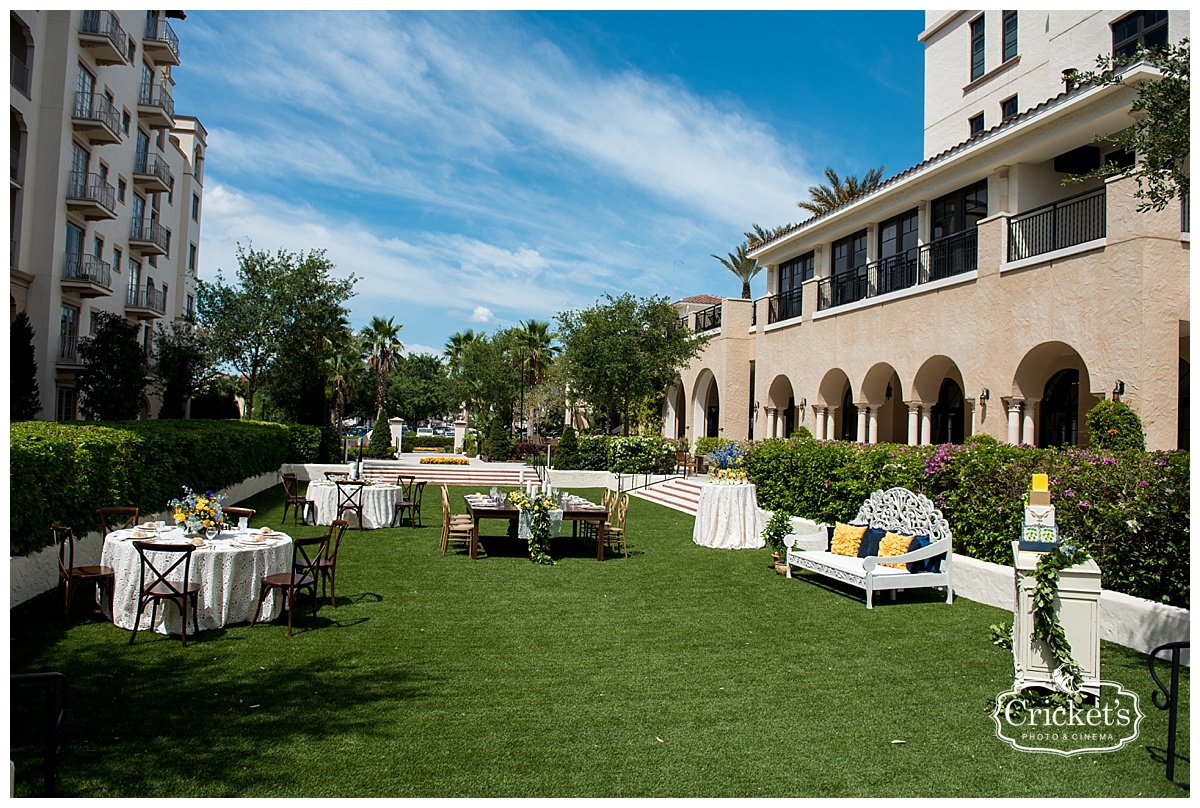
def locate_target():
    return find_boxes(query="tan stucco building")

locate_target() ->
[11,10,206,419]
[668,10,1189,452]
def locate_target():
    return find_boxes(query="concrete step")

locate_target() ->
[630,477,705,515]
[360,461,528,488]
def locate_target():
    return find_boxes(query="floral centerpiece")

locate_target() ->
[708,443,748,484]
[169,486,225,535]
[507,489,558,565]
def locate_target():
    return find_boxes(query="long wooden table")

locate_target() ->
[464,496,610,561]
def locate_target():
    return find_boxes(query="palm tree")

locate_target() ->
[711,244,761,299]
[360,316,403,417]
[797,166,887,215]
[512,320,559,438]
[744,222,793,247]
[443,329,482,377]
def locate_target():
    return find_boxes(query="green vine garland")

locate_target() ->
[527,511,555,566]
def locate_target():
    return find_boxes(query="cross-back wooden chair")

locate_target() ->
[95,507,139,537]
[129,541,201,646]
[604,494,630,558]
[53,522,115,622]
[299,519,348,607]
[222,506,256,529]
[253,531,333,636]
[674,451,697,477]
[336,480,366,530]
[395,474,416,501]
[392,480,427,528]
[440,485,477,558]
[281,473,316,526]
[324,470,350,482]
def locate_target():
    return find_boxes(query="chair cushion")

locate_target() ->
[856,527,888,559]
[878,531,914,568]
[905,535,942,573]
[830,523,868,557]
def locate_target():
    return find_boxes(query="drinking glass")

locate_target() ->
[205,526,218,542]
[237,516,249,531]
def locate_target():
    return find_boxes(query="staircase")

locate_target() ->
[629,476,704,515]
[361,460,528,488]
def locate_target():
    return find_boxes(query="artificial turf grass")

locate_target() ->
[9,484,1189,797]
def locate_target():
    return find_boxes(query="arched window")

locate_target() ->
[840,386,858,441]
[1039,369,1079,447]
[930,378,965,444]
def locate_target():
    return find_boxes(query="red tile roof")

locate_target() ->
[677,294,723,304]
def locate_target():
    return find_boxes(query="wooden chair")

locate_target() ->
[129,541,200,646]
[604,494,630,558]
[222,506,256,529]
[392,480,427,528]
[582,490,615,542]
[252,531,332,636]
[53,522,115,622]
[395,474,416,501]
[299,520,348,607]
[440,485,477,559]
[95,507,139,537]
[281,473,315,526]
[336,480,366,530]
[324,470,350,482]
[674,451,697,477]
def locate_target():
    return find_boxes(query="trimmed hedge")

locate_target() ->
[557,435,675,474]
[10,420,290,556]
[287,424,340,463]
[400,436,455,453]
[743,439,1190,608]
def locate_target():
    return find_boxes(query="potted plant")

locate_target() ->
[762,509,793,571]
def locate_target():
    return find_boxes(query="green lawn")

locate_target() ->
[9,485,1189,797]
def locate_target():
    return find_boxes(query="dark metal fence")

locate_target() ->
[766,287,803,324]
[67,171,116,211]
[1148,640,1189,783]
[63,252,113,288]
[694,303,721,332]
[1007,187,1106,262]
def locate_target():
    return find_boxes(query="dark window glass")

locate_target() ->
[970,16,986,80]
[1003,10,1018,61]
[832,230,868,275]
[931,179,989,240]
[1112,11,1168,58]
[779,251,814,293]
[1105,148,1135,170]
[878,209,919,259]
[1001,95,1018,120]
[969,113,985,137]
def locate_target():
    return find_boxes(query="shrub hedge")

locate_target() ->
[400,436,455,453]
[10,420,291,557]
[287,423,340,463]
[553,434,675,474]
[743,439,1189,608]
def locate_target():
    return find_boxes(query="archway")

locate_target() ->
[691,370,721,441]
[1039,369,1079,447]
[930,378,965,444]
[840,385,858,441]
[1011,342,1095,447]
[767,374,796,438]
[704,378,721,438]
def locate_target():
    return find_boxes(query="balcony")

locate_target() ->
[126,286,166,319]
[138,81,175,129]
[133,153,172,193]
[65,171,117,221]
[58,335,82,367]
[817,229,979,311]
[676,315,690,330]
[1007,187,1106,263]
[11,53,30,96]
[129,219,169,256]
[72,92,122,145]
[694,303,722,333]
[766,287,803,325]
[62,253,114,298]
[143,16,181,66]
[79,11,128,65]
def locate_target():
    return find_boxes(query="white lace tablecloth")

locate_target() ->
[518,509,564,539]
[307,482,402,528]
[692,482,765,549]
[102,526,293,634]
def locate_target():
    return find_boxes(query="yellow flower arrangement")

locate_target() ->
[713,467,748,484]
[420,457,470,465]
[169,486,226,533]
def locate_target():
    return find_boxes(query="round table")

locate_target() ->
[692,482,765,549]
[306,481,402,528]
[102,526,293,635]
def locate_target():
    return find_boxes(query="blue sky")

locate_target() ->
[174,10,926,357]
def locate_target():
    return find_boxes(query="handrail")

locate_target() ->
[766,287,803,324]
[694,303,721,332]
[1007,186,1106,262]
[1148,640,1189,782]
[11,671,68,796]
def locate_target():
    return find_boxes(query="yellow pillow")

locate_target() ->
[830,523,868,557]
[878,531,914,568]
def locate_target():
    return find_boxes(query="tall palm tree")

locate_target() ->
[744,222,793,248]
[512,320,559,438]
[360,316,403,417]
[711,243,761,299]
[797,165,887,215]
[443,329,482,377]
[323,330,361,429]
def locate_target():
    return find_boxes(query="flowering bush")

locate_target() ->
[1085,399,1146,451]
[419,457,470,465]
[169,486,225,534]
[507,489,558,564]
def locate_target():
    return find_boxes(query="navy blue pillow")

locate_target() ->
[857,527,888,558]
[905,535,944,573]
[825,524,834,551]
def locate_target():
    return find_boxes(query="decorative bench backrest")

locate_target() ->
[853,487,952,545]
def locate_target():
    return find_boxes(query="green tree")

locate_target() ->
[744,222,793,247]
[443,329,483,377]
[1086,399,1146,451]
[710,243,760,299]
[388,352,449,425]
[323,327,365,437]
[1064,39,1189,211]
[447,331,520,438]
[196,245,357,421]
[10,310,41,420]
[365,408,394,458]
[510,319,559,437]
[361,315,404,417]
[555,293,711,436]
[76,311,148,420]
[797,166,887,216]
[151,321,214,419]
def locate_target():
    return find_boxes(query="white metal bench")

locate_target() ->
[785,487,954,609]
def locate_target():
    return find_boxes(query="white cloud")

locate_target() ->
[469,306,494,323]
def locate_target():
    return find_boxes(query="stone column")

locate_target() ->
[856,407,868,444]
[765,407,776,440]
[907,404,921,446]
[1006,399,1022,445]
[826,408,837,441]
[868,407,879,445]
[814,407,826,440]
[920,406,932,446]
[1022,399,1038,446]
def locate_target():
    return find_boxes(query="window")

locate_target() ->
[878,209,919,260]
[191,193,200,221]
[132,193,145,225]
[117,178,126,203]
[121,109,130,134]
[65,222,84,257]
[75,63,95,112]
[188,242,197,271]
[135,129,150,172]
[93,236,104,258]
[931,179,989,239]
[56,388,77,422]
[113,246,122,273]
[129,258,141,293]
[1003,10,1018,61]
[186,293,195,319]
[779,251,814,293]
[969,113,985,137]
[970,16,986,80]
[164,228,171,257]
[1112,11,1168,58]
[167,175,174,205]
[832,230,868,276]
[1001,95,1019,121]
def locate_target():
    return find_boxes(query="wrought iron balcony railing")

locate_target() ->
[1007,187,1106,262]
[139,81,175,120]
[66,171,117,212]
[130,219,169,253]
[11,53,30,95]
[79,10,128,57]
[144,16,180,62]
[59,335,80,362]
[133,152,172,186]
[63,253,113,288]
[73,91,121,133]
[694,303,721,332]
[127,285,166,313]
[767,287,803,325]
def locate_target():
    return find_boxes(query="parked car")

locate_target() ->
[437,426,455,437]
[416,427,436,437]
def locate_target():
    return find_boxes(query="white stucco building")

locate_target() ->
[668,10,1189,452]
[11,10,206,419]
